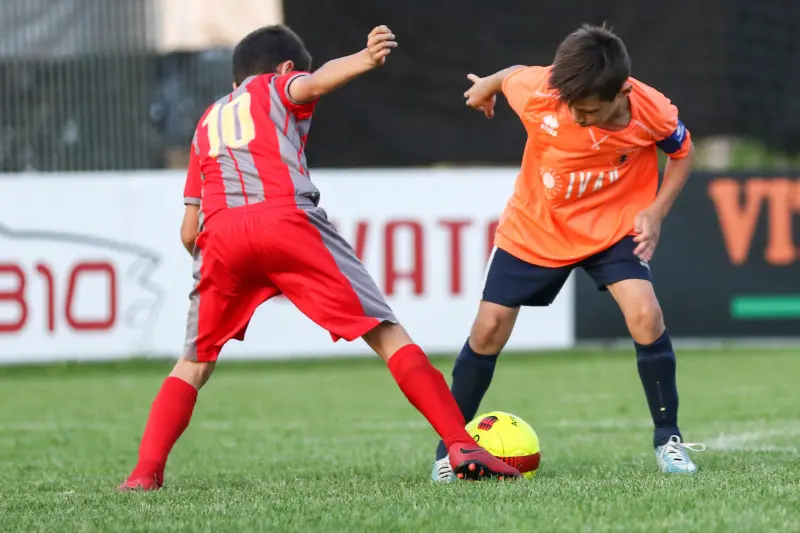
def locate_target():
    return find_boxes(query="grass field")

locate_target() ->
[1,348,799,532]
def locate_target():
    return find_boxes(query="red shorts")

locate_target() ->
[183,203,397,362]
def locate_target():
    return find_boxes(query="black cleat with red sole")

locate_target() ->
[448,443,522,481]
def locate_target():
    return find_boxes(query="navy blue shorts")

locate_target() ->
[483,236,652,307]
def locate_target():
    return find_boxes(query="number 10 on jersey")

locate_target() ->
[202,92,256,157]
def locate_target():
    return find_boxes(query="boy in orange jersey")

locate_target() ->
[431,24,705,481]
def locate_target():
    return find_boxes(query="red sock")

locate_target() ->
[130,376,198,482]
[387,344,473,448]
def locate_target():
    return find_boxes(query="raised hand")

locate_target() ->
[365,26,398,66]
[464,73,498,119]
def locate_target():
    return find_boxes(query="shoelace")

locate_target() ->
[435,457,453,478]
[659,435,706,463]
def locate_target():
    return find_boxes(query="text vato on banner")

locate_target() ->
[0,169,575,363]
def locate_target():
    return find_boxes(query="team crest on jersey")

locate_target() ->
[615,146,640,167]
[541,115,559,137]
[540,166,563,199]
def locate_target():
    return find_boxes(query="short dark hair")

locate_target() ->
[232,25,312,85]
[548,23,631,105]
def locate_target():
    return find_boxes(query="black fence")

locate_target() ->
[286,0,800,167]
[1,1,798,171]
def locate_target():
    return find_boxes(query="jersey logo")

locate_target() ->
[564,170,621,201]
[541,115,559,137]
[614,146,640,167]
[540,166,563,199]
[542,167,622,201]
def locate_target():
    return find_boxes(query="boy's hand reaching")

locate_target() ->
[365,26,397,66]
[289,26,398,104]
[464,73,498,119]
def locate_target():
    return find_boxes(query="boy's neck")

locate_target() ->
[599,96,632,132]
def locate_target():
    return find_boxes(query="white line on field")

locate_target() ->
[547,418,651,430]
[0,421,114,432]
[706,427,800,453]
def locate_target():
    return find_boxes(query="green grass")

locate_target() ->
[1,348,799,532]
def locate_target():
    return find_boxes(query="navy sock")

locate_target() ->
[635,329,682,448]
[434,339,499,460]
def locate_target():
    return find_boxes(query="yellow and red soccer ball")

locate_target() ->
[465,411,541,479]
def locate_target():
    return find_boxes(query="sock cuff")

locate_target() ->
[462,338,500,360]
[164,376,199,400]
[387,344,428,378]
[634,329,672,354]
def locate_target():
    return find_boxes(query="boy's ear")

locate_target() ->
[276,60,295,75]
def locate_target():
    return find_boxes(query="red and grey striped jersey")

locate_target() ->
[183,72,320,224]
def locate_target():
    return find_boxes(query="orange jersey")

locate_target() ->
[496,66,692,267]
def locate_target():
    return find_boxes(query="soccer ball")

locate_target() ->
[465,411,541,479]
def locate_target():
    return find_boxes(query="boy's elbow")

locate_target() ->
[180,227,198,252]
[180,204,200,252]
[289,76,323,104]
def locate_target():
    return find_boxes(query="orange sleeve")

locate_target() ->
[183,141,202,205]
[650,95,692,160]
[501,66,550,117]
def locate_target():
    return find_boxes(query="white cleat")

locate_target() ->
[655,435,706,473]
[431,455,456,483]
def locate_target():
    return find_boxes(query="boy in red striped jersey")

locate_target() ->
[119,25,520,491]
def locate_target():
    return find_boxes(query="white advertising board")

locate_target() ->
[0,169,574,363]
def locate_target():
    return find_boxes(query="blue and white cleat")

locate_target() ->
[655,435,706,473]
[431,455,456,483]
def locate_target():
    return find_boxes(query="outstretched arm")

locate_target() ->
[463,66,526,118]
[289,26,397,104]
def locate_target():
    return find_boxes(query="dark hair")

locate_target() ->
[232,25,312,85]
[548,23,631,105]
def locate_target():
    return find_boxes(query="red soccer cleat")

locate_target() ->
[447,442,522,481]
[117,472,162,492]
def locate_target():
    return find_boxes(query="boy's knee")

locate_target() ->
[626,301,665,345]
[362,322,415,362]
[172,359,216,389]
[470,303,518,354]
